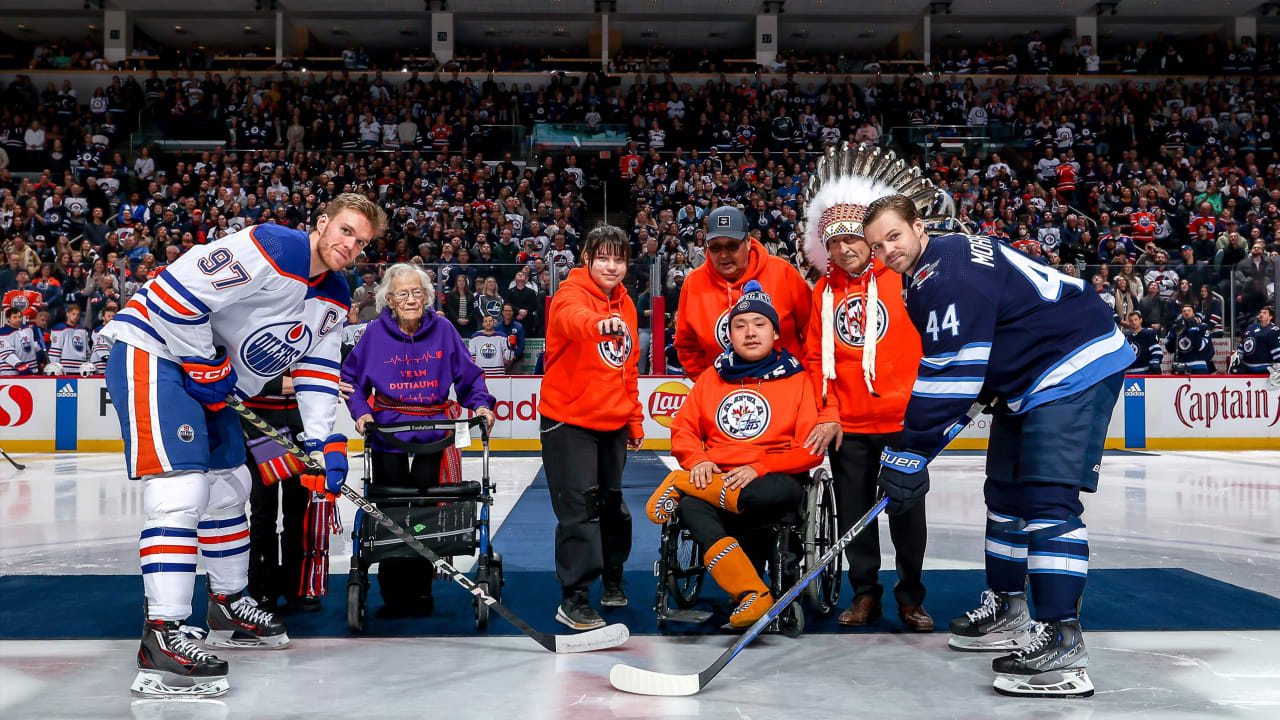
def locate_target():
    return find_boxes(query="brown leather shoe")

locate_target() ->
[898,605,934,632]
[836,595,882,626]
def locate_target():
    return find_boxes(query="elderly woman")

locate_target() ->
[341,263,496,617]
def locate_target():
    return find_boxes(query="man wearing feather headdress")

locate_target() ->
[798,142,935,632]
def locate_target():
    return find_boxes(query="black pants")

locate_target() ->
[369,449,443,609]
[676,473,806,568]
[541,417,632,597]
[830,432,927,606]
[246,452,310,607]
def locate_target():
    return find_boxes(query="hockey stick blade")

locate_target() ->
[227,396,629,654]
[556,624,631,653]
[609,665,702,697]
[610,401,988,696]
[0,448,26,471]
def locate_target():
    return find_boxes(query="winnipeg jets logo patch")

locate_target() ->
[597,321,633,368]
[1178,336,1192,351]
[836,295,889,348]
[715,309,732,349]
[241,321,313,377]
[1128,340,1140,356]
[715,390,770,440]
[1243,337,1256,353]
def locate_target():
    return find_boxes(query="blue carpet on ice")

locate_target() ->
[1,451,1275,640]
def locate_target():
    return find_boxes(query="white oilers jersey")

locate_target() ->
[102,223,351,438]
[90,325,113,373]
[49,323,91,364]
[0,325,40,375]
[468,332,513,376]
[342,321,368,348]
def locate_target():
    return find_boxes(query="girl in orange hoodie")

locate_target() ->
[645,280,821,628]
[539,224,644,631]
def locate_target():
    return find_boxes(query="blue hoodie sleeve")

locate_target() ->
[451,327,496,410]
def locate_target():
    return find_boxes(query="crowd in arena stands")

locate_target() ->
[2,59,1279,378]
[14,28,1280,77]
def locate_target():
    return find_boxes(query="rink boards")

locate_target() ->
[1,374,1278,452]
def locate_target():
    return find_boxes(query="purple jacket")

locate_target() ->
[342,308,495,452]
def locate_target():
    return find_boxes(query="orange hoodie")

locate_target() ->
[539,267,644,437]
[670,365,822,478]
[805,258,922,435]
[674,239,812,379]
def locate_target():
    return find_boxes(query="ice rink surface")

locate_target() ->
[2,450,1279,719]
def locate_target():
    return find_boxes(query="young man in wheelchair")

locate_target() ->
[646,280,822,628]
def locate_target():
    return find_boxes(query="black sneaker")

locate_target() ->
[555,590,605,630]
[601,580,627,608]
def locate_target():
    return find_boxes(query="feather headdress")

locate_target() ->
[802,142,953,399]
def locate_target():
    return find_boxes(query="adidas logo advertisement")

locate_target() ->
[56,383,77,399]
[1125,382,1145,397]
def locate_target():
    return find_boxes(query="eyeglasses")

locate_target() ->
[707,240,743,254]
[392,289,425,301]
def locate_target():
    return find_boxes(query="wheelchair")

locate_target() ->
[345,416,504,632]
[652,467,841,637]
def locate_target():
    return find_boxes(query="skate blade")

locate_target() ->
[204,629,290,649]
[131,670,229,699]
[948,629,1032,653]
[993,669,1094,699]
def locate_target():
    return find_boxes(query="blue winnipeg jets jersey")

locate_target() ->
[1125,327,1163,373]
[102,223,351,438]
[1238,321,1280,372]
[901,233,1134,458]
[1165,317,1215,372]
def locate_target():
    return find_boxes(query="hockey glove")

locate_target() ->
[878,447,930,516]
[300,434,349,500]
[14,361,35,375]
[79,361,97,378]
[43,362,64,376]
[1228,351,1242,374]
[180,348,238,411]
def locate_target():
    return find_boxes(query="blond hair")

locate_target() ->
[322,192,388,236]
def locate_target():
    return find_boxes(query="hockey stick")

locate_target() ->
[610,400,988,696]
[227,396,630,654]
[0,447,25,471]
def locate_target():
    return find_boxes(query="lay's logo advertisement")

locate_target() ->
[648,381,692,428]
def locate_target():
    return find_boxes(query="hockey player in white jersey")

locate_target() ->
[89,306,116,375]
[469,314,515,375]
[101,193,386,698]
[43,304,94,376]
[864,194,1133,699]
[0,307,40,376]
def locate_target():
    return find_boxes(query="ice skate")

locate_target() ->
[992,619,1093,698]
[948,589,1033,652]
[205,591,289,649]
[131,620,229,699]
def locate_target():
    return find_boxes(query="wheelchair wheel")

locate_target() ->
[346,570,366,633]
[804,469,841,616]
[665,527,705,609]
[475,580,491,631]
[779,603,805,638]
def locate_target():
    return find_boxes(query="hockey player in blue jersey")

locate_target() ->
[1165,304,1215,375]
[1231,305,1280,385]
[101,194,386,699]
[1122,311,1163,374]
[863,195,1133,699]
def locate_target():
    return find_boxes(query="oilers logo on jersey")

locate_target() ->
[480,343,498,360]
[715,390,770,440]
[241,321,314,377]
[72,335,85,354]
[597,323,634,368]
[835,295,889,348]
